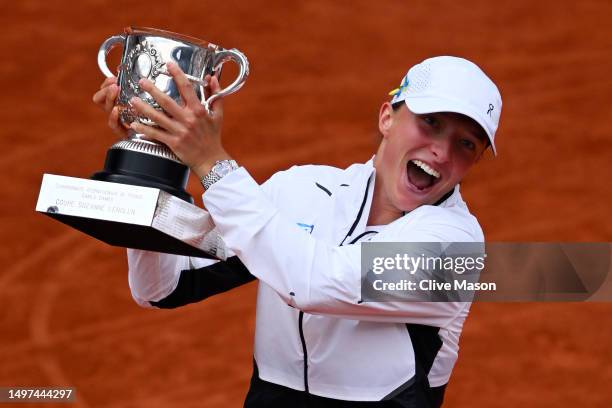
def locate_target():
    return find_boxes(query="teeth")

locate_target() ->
[411,160,440,179]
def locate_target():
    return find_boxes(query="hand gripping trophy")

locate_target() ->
[36,27,249,258]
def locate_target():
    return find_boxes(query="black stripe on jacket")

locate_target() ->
[150,256,255,309]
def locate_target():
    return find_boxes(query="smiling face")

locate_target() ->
[370,102,489,224]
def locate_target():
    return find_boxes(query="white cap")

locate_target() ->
[389,56,502,155]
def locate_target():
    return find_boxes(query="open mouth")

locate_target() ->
[406,159,440,191]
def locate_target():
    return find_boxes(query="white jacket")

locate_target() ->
[127,158,483,401]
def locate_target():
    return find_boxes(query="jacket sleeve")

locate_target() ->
[150,256,255,309]
[203,168,478,329]
[127,249,255,309]
[127,249,188,308]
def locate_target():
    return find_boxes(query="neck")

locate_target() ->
[367,173,403,226]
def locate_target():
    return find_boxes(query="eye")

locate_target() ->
[421,115,438,127]
[460,138,476,151]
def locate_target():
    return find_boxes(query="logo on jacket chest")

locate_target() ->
[296,222,315,234]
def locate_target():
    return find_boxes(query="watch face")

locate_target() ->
[214,161,235,177]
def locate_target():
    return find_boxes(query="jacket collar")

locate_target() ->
[332,158,376,244]
[342,156,461,207]
[333,157,463,243]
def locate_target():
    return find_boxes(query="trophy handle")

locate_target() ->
[97,35,126,78]
[203,48,250,114]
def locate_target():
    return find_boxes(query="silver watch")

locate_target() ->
[200,159,239,190]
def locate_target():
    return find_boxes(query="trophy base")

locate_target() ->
[36,174,217,259]
[45,212,215,258]
[92,146,193,204]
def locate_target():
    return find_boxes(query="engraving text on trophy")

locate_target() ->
[37,175,159,226]
[55,199,76,208]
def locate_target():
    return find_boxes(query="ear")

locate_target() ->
[378,102,394,139]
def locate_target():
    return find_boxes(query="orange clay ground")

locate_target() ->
[1,1,611,407]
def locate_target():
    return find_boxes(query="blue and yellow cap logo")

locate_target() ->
[389,76,409,97]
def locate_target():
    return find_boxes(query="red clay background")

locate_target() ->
[1,1,611,407]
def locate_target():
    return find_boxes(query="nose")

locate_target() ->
[430,136,451,163]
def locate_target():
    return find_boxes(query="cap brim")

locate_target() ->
[403,96,497,156]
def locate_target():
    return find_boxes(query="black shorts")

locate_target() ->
[244,361,446,408]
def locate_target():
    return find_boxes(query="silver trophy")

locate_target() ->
[35,27,249,258]
[93,26,249,203]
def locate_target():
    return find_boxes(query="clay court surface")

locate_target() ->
[1,1,611,406]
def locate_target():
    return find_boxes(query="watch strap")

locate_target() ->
[200,159,239,190]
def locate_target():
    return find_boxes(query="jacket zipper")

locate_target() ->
[340,174,373,246]
[298,311,309,393]
[298,175,373,395]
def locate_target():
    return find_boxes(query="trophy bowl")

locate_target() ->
[92,27,249,203]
